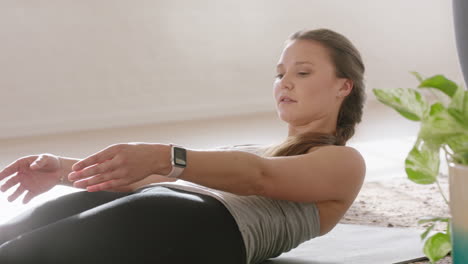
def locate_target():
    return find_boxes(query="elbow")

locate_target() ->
[251,156,270,197]
[250,175,267,197]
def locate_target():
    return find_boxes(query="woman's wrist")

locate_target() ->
[57,156,80,187]
[57,157,65,184]
[151,143,173,176]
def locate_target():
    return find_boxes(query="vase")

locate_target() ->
[448,161,468,263]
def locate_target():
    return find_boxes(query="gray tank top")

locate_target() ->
[135,144,321,264]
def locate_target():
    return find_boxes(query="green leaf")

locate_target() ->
[446,133,468,165]
[447,86,468,129]
[419,103,467,145]
[372,88,428,121]
[410,71,424,83]
[429,102,445,115]
[423,232,452,263]
[421,224,435,240]
[448,108,467,127]
[419,75,458,97]
[447,221,451,241]
[446,134,468,152]
[405,138,440,184]
[418,216,450,225]
[448,86,467,112]
[463,90,468,117]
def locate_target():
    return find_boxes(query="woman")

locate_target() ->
[0,28,366,264]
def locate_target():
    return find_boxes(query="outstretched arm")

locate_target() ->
[67,143,365,203]
[59,156,176,192]
[176,145,365,203]
[178,149,265,196]
[67,143,265,196]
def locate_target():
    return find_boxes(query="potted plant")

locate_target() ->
[372,72,468,264]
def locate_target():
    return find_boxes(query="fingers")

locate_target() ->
[86,181,110,192]
[87,178,129,192]
[0,174,29,203]
[23,191,38,204]
[72,145,119,172]
[73,169,125,189]
[0,174,20,193]
[81,171,114,187]
[7,185,27,203]
[68,158,118,181]
[0,160,19,181]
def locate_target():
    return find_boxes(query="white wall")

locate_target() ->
[1,0,464,140]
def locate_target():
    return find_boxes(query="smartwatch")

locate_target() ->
[164,143,187,178]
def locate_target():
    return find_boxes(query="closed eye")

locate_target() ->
[275,72,310,79]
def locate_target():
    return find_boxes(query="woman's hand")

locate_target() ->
[68,143,171,192]
[0,154,64,204]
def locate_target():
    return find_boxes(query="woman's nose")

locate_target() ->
[279,78,293,90]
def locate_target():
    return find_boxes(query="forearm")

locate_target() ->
[58,156,177,190]
[175,149,265,196]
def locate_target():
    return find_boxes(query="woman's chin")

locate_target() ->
[277,113,297,123]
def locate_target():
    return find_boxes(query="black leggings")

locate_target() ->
[0,186,247,264]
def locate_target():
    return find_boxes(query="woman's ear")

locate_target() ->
[338,79,353,97]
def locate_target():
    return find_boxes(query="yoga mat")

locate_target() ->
[262,224,430,264]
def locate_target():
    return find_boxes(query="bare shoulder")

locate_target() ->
[308,145,366,169]
[307,144,362,156]
[260,144,366,203]
[308,145,366,197]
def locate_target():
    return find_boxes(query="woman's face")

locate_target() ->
[273,39,351,134]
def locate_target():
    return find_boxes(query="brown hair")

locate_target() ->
[261,28,366,157]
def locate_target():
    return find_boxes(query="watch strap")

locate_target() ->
[164,143,186,178]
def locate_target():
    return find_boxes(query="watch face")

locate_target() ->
[173,147,187,167]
